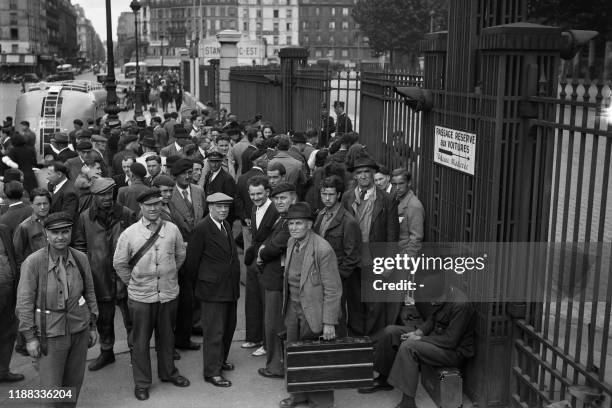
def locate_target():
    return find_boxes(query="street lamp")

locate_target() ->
[130,0,143,118]
[104,0,120,121]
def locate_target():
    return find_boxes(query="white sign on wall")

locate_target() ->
[434,126,477,175]
[199,38,264,64]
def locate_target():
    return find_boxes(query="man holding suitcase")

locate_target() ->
[357,271,475,408]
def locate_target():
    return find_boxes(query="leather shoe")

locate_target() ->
[358,377,393,394]
[173,349,181,360]
[205,375,232,387]
[134,387,149,401]
[0,372,24,383]
[258,367,283,379]
[221,362,235,371]
[279,396,307,408]
[176,341,200,351]
[161,375,190,387]
[88,351,115,371]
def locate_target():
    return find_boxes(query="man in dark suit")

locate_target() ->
[65,141,97,181]
[185,193,240,388]
[47,161,78,220]
[112,156,135,200]
[169,158,206,350]
[160,125,189,158]
[203,151,237,224]
[333,100,353,135]
[341,157,399,338]
[117,163,149,213]
[314,176,361,337]
[53,133,79,162]
[0,181,32,235]
[240,128,265,174]
[235,149,267,253]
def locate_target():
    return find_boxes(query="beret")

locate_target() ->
[171,158,193,176]
[250,149,268,163]
[136,188,162,204]
[123,134,139,145]
[44,211,74,230]
[130,162,147,178]
[152,174,175,188]
[76,141,93,151]
[90,177,115,195]
[206,151,224,161]
[270,182,296,197]
[206,192,233,204]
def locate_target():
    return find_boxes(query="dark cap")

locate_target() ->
[285,202,314,220]
[136,188,162,204]
[130,162,147,178]
[44,212,74,230]
[77,129,93,139]
[173,124,188,138]
[108,119,121,129]
[140,136,157,148]
[292,132,306,144]
[333,100,345,109]
[347,157,379,173]
[123,134,139,145]
[135,116,146,125]
[52,132,70,144]
[171,158,193,176]
[90,178,115,195]
[270,182,296,197]
[206,151,224,161]
[250,149,267,163]
[92,134,107,143]
[206,192,233,204]
[152,174,175,188]
[76,141,93,151]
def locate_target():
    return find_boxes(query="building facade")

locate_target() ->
[238,0,299,62]
[47,0,79,65]
[74,4,105,67]
[298,0,376,66]
[0,0,47,73]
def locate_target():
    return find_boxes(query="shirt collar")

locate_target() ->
[210,216,224,231]
[321,202,341,217]
[54,178,68,193]
[141,217,161,230]
[256,198,272,212]
[174,141,182,151]
[48,248,76,270]
[8,201,23,208]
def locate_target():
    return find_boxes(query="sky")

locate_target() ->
[73,0,132,42]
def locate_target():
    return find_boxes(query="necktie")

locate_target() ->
[359,189,367,201]
[294,241,300,254]
[182,189,191,204]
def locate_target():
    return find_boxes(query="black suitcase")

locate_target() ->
[421,365,463,408]
[285,336,374,393]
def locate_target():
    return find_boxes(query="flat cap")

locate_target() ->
[250,149,268,163]
[136,188,162,204]
[52,132,70,143]
[130,162,147,178]
[77,129,93,139]
[173,124,188,138]
[152,174,175,188]
[90,177,115,195]
[206,151,224,161]
[123,134,139,145]
[140,137,157,148]
[171,158,193,176]
[292,132,306,144]
[270,182,296,197]
[76,140,93,151]
[92,134,107,143]
[44,211,74,230]
[206,192,233,204]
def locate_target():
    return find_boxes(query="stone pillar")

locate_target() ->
[216,29,241,112]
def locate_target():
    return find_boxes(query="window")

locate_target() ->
[315,21,320,30]
[315,50,322,57]
[316,35,321,43]
[273,22,279,32]
[11,44,18,53]
[9,0,17,9]
[315,7,320,16]
[329,21,335,30]
[303,35,309,43]
[342,21,349,30]
[10,28,18,40]
[273,36,279,45]
[327,49,334,57]
[342,7,349,16]
[341,49,348,57]
[220,7,226,17]
[256,10,262,18]
[243,22,248,31]
[286,35,292,44]
[329,35,334,43]
[287,9,292,18]
[243,8,248,18]
[273,9,279,18]
[9,12,18,25]
[256,22,262,32]
[302,21,308,29]
[228,7,237,17]
[331,8,336,16]
[286,23,291,30]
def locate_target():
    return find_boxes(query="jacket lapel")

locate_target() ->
[299,234,315,290]
[371,190,384,224]
[190,185,203,220]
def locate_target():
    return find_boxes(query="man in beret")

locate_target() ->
[114,188,190,400]
[342,157,400,337]
[160,125,189,158]
[73,178,136,371]
[66,140,97,181]
[202,151,237,224]
[279,202,342,408]
[185,193,240,388]
[16,212,99,405]
[168,158,206,351]
[117,162,150,213]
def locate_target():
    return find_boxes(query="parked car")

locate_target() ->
[21,73,40,83]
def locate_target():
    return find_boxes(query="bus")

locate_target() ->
[15,80,107,161]
[123,62,147,79]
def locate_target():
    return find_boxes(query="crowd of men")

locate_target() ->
[0,100,475,408]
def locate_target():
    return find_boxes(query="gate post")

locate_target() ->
[216,29,241,112]
[279,47,309,133]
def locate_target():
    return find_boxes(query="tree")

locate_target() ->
[352,0,448,66]
[528,0,612,40]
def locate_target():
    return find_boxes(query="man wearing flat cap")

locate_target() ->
[185,192,240,388]
[333,100,353,135]
[73,178,136,371]
[169,158,206,351]
[114,188,190,401]
[66,140,97,181]
[117,162,150,213]
[16,212,99,406]
[279,202,342,408]
[341,156,400,337]
[202,151,237,224]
